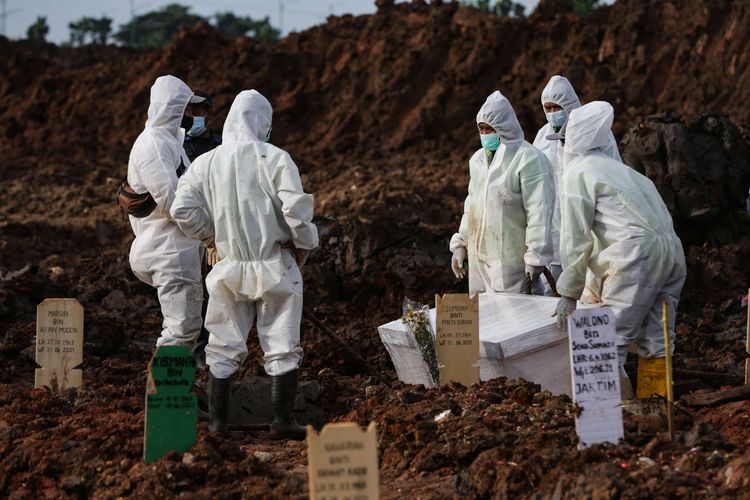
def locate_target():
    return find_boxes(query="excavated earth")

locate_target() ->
[1,0,750,497]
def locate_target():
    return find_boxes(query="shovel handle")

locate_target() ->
[543,268,560,297]
[525,268,560,297]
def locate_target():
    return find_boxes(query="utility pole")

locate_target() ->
[0,0,21,38]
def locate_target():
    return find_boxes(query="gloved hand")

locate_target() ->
[294,248,309,269]
[553,296,577,333]
[451,247,467,279]
[203,238,220,266]
[525,264,546,281]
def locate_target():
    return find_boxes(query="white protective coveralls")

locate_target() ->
[128,75,203,347]
[532,75,622,281]
[556,101,686,363]
[450,91,555,295]
[170,90,319,379]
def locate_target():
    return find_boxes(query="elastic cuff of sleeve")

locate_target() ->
[523,252,548,268]
[449,233,466,253]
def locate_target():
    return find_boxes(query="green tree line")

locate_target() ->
[24,3,279,47]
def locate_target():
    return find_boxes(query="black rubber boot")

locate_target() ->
[208,373,231,434]
[269,369,306,440]
[191,328,209,370]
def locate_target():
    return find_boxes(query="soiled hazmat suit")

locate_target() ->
[171,89,318,438]
[128,75,203,347]
[554,101,686,397]
[450,91,555,295]
[532,75,621,282]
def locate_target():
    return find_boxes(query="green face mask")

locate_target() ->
[265,126,272,142]
[480,133,500,152]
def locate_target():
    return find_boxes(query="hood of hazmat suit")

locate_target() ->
[557,101,686,362]
[450,91,555,295]
[170,90,319,378]
[127,75,203,347]
[532,76,622,266]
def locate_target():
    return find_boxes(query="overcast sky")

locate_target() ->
[2,0,547,42]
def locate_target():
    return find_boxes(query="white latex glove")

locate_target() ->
[451,247,467,279]
[203,238,220,266]
[207,247,220,266]
[525,264,546,281]
[552,296,577,333]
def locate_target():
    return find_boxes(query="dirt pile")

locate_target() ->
[2,0,750,167]
[622,113,750,246]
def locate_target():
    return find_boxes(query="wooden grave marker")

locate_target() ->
[35,298,84,391]
[435,293,480,387]
[144,345,197,464]
[307,422,379,500]
[568,307,624,448]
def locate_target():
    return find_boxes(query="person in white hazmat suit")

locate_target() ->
[553,101,686,399]
[170,89,319,439]
[450,91,555,295]
[532,75,621,286]
[127,75,206,349]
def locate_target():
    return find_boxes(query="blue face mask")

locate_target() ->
[188,116,207,137]
[546,110,567,129]
[480,133,500,152]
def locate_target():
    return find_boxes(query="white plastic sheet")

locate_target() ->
[378,293,572,395]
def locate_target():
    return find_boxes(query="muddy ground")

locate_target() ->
[2,0,750,497]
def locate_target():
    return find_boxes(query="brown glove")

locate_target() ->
[117,178,156,218]
[282,241,309,268]
[294,249,309,269]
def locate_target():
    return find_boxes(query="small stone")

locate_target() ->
[638,456,657,467]
[182,453,195,465]
[48,266,65,279]
[365,385,377,398]
[434,410,451,422]
[254,451,273,463]
[101,290,128,310]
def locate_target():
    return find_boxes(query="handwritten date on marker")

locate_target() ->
[35,298,83,392]
[144,346,197,464]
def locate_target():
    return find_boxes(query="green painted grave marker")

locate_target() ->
[143,345,197,464]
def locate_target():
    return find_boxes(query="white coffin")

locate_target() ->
[378,293,572,396]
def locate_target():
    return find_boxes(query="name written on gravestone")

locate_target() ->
[38,309,79,354]
[570,313,618,398]
[152,355,193,386]
[438,305,475,347]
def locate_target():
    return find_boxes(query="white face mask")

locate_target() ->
[546,110,567,128]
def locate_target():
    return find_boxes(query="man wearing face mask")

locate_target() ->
[183,90,222,163]
[533,76,621,287]
[450,91,555,295]
[552,101,686,399]
[126,75,206,348]
[181,90,222,369]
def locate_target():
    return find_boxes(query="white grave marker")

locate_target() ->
[307,422,379,500]
[568,307,623,448]
[35,298,84,391]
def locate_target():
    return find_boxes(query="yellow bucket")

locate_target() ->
[636,357,668,398]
